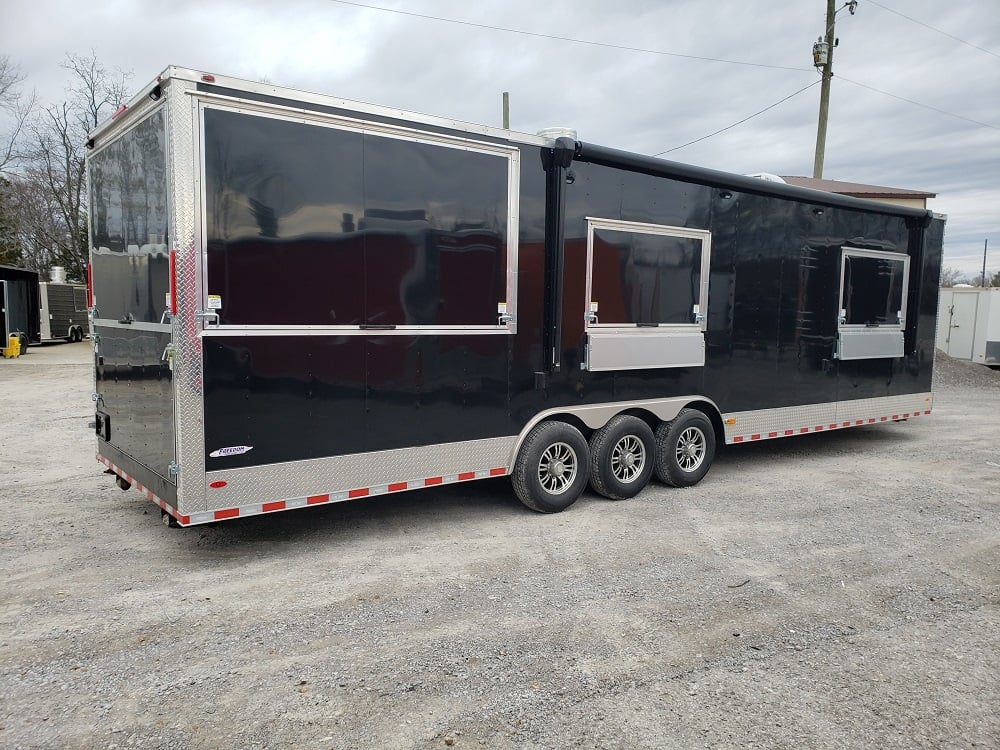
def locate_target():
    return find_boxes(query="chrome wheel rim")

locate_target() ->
[611,435,646,484]
[676,427,706,472]
[538,441,577,494]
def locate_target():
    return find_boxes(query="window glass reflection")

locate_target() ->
[592,229,701,326]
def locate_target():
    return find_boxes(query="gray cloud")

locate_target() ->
[2,0,997,275]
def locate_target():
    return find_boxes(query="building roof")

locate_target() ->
[779,176,937,199]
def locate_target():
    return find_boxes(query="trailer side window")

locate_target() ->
[583,218,710,371]
[203,107,518,332]
[88,108,170,324]
[837,248,909,360]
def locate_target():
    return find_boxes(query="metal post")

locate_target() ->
[983,239,989,287]
[813,0,837,178]
[502,91,509,130]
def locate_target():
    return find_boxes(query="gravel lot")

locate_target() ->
[1,342,997,750]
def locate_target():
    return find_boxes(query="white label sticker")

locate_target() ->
[590,301,599,312]
[497,302,507,314]
[207,294,222,310]
[209,445,253,458]
[165,292,171,310]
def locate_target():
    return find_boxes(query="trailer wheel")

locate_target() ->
[513,421,590,513]
[588,415,655,500]
[654,409,716,487]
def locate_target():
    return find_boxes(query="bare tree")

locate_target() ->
[23,53,130,280]
[0,55,35,176]
[939,266,968,288]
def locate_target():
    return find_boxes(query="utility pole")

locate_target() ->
[812,0,857,178]
[982,239,989,287]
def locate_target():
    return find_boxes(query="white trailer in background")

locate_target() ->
[936,287,1000,366]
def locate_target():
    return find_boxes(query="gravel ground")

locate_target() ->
[0,342,997,750]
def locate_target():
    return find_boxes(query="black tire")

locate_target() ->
[654,408,716,488]
[512,421,590,513]
[588,414,655,500]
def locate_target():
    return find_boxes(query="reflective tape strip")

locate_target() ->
[98,454,191,526]
[99,454,508,527]
[726,409,931,445]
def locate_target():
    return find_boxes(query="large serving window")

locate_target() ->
[583,218,710,371]
[202,106,519,332]
[836,247,909,360]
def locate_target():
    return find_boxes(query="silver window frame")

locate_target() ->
[838,247,910,331]
[195,95,521,335]
[584,217,711,332]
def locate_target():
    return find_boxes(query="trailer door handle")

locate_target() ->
[359,324,396,330]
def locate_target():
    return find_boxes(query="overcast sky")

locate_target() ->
[2,0,997,275]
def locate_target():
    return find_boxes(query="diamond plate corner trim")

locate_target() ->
[203,436,517,511]
[166,77,208,515]
[722,393,932,444]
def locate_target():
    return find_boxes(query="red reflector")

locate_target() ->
[458,472,476,481]
[306,494,329,505]
[112,104,127,119]
[214,508,239,520]
[388,482,408,492]
[86,263,94,308]
[348,488,369,499]
[209,481,227,489]
[169,250,177,314]
[489,467,506,477]
[201,74,216,82]
[262,501,285,513]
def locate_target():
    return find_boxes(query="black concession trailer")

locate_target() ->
[87,67,944,527]
[0,265,40,351]
[39,281,89,343]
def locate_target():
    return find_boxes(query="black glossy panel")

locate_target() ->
[591,228,701,325]
[89,109,169,323]
[95,325,174,477]
[203,333,510,468]
[204,109,509,327]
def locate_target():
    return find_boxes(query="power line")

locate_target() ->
[866,0,1000,59]
[323,0,810,72]
[323,0,998,134]
[838,75,1000,129]
[653,80,822,156]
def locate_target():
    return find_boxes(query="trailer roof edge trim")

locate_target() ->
[88,66,552,149]
[574,142,934,221]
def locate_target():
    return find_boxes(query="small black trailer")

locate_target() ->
[87,67,944,527]
[0,265,40,352]
[39,280,89,342]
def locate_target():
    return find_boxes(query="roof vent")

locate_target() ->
[537,127,578,142]
[746,173,787,184]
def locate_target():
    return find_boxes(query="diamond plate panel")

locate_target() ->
[165,76,208,515]
[722,393,932,443]
[203,436,517,511]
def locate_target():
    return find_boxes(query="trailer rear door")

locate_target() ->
[89,107,176,483]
